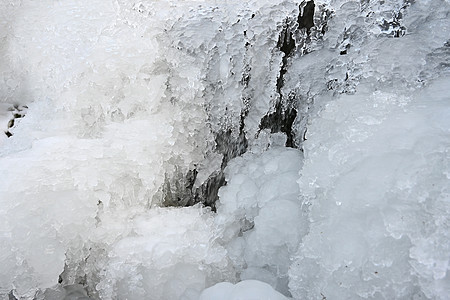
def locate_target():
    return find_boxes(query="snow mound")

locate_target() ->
[199,280,288,300]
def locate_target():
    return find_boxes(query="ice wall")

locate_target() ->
[0,0,449,299]
[289,78,450,299]
[0,0,222,298]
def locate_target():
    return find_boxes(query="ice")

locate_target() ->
[288,71,450,300]
[215,148,306,295]
[0,0,449,299]
[1,0,219,296]
[91,206,230,300]
[194,152,223,189]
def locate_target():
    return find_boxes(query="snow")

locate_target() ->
[199,280,288,300]
[0,0,449,299]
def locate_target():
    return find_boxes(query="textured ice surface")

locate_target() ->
[91,206,230,300]
[285,1,450,298]
[215,148,305,296]
[289,77,450,300]
[0,0,449,299]
[0,0,217,297]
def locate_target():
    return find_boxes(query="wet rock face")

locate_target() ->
[257,19,298,149]
[277,24,296,59]
[259,101,298,148]
[161,0,326,207]
[5,0,413,214]
[162,128,247,211]
[2,104,27,138]
[298,0,315,34]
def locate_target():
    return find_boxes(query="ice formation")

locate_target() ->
[215,148,307,296]
[0,0,449,299]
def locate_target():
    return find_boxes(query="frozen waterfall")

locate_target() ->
[0,0,449,299]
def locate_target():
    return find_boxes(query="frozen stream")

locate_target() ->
[0,0,449,299]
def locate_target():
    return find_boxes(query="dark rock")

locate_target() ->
[8,291,17,300]
[259,101,298,148]
[278,26,296,58]
[298,1,315,35]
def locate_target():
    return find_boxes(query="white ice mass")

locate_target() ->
[0,0,449,299]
